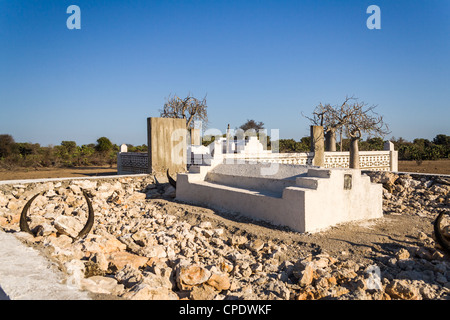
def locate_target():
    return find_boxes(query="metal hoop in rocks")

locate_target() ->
[434,209,450,255]
[19,188,95,242]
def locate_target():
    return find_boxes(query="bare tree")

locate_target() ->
[303,96,355,151]
[304,97,390,168]
[239,119,265,133]
[159,94,208,129]
[342,100,390,168]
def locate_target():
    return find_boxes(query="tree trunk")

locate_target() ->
[325,129,336,152]
[349,138,360,169]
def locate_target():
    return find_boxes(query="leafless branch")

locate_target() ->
[159,94,208,129]
[304,96,390,140]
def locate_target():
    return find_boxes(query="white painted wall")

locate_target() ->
[176,164,383,233]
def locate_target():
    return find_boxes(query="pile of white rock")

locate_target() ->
[0,173,449,300]
[365,171,450,217]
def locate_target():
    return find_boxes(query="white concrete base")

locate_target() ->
[176,164,383,233]
[0,231,91,300]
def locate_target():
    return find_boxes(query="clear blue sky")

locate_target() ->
[1,0,449,146]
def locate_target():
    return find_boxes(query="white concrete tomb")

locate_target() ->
[176,163,383,233]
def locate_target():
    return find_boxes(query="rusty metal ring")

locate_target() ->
[434,210,450,255]
[19,188,95,242]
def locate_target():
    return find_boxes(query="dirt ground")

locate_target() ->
[150,198,438,266]
[398,159,450,175]
[0,166,117,181]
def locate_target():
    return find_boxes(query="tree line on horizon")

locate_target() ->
[2,94,447,170]
[278,134,450,161]
[228,119,450,162]
[1,132,448,170]
[0,134,147,169]
[161,94,449,167]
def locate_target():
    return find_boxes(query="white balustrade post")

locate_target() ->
[384,141,398,172]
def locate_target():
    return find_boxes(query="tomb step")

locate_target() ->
[205,172,297,195]
[296,174,331,189]
[187,179,317,201]
[194,180,285,198]
[307,169,332,178]
[295,177,321,189]
[295,169,332,189]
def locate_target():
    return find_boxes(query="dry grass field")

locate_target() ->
[398,159,450,175]
[0,166,117,181]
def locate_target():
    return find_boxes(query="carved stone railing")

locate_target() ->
[222,152,313,166]
[323,151,393,171]
[117,152,148,175]
[117,139,398,174]
[221,150,394,171]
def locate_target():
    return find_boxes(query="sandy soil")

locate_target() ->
[398,159,450,175]
[0,166,118,181]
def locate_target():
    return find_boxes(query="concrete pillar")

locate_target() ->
[117,144,128,175]
[226,124,231,153]
[384,141,398,172]
[349,138,360,169]
[190,128,201,145]
[383,141,394,151]
[310,126,325,167]
[147,117,187,174]
[325,129,336,151]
